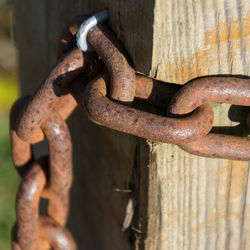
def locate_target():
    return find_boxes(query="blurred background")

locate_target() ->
[0,0,20,249]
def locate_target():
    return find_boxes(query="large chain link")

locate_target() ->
[11,95,77,249]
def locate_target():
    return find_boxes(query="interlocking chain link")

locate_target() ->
[169,77,250,160]
[11,96,77,249]
[10,13,250,249]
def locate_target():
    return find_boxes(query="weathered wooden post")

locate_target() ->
[14,0,249,249]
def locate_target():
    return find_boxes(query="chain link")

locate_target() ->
[10,96,77,249]
[170,77,250,160]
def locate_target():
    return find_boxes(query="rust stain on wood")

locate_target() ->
[152,5,250,83]
[168,11,249,83]
[206,11,250,44]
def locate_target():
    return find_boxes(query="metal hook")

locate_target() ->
[76,9,109,52]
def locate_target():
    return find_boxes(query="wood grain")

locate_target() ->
[143,145,249,250]
[151,0,250,83]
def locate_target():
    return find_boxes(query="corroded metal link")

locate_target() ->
[169,76,250,161]
[54,94,78,120]
[71,75,214,144]
[11,96,75,247]
[17,20,136,144]
[10,96,32,176]
[87,24,136,102]
[135,75,181,107]
[15,160,46,250]
[178,134,250,161]
[177,119,250,161]
[12,216,77,250]
[41,110,72,226]
[39,216,77,250]
[16,49,98,144]
[58,15,136,103]
[169,77,250,114]
[17,15,134,144]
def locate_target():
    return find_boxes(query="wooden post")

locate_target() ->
[14,0,250,249]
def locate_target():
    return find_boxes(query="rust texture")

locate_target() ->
[39,216,77,250]
[87,24,136,102]
[169,76,250,160]
[10,96,32,176]
[71,75,214,144]
[16,160,46,250]
[59,15,136,102]
[12,217,77,250]
[10,95,76,248]
[17,15,135,144]
[72,73,249,160]
[178,134,250,161]
[10,16,89,249]
[169,76,250,114]
[135,75,181,107]
[41,110,72,226]
[16,49,98,144]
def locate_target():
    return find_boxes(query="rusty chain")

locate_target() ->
[169,77,250,160]
[10,12,250,249]
[11,94,77,249]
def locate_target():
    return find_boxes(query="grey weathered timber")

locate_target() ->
[14,0,250,249]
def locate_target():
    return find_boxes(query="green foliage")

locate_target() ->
[0,75,19,250]
[0,75,18,110]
